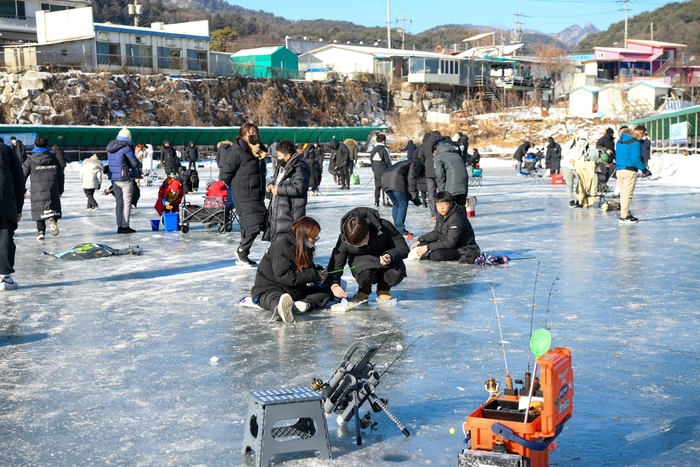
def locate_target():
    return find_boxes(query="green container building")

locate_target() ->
[230,46,299,79]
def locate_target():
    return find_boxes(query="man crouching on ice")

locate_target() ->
[327,207,409,304]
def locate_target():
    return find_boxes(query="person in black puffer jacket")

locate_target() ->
[23,136,64,240]
[216,140,233,175]
[545,137,562,174]
[370,133,392,207]
[417,131,441,218]
[328,138,351,189]
[381,158,425,235]
[252,216,332,323]
[434,137,469,206]
[160,141,180,176]
[184,142,198,170]
[302,143,322,193]
[513,140,532,174]
[411,191,480,263]
[326,207,409,304]
[220,123,268,266]
[263,139,310,243]
[10,137,26,165]
[0,139,25,291]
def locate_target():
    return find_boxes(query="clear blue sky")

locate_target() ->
[227,0,677,35]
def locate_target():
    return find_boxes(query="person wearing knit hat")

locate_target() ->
[106,127,138,233]
[118,127,132,140]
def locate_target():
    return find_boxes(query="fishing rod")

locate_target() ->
[376,324,406,354]
[527,262,541,375]
[325,266,356,275]
[380,335,423,378]
[544,278,559,330]
[489,282,513,390]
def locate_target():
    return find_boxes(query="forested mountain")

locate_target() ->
[92,0,571,53]
[578,0,700,54]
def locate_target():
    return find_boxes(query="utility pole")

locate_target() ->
[386,0,392,49]
[650,21,654,41]
[128,0,142,27]
[395,9,411,50]
[623,0,629,47]
[512,2,526,44]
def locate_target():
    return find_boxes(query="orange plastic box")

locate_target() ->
[551,174,565,185]
[462,348,573,467]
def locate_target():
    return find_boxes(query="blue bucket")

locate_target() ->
[163,213,179,231]
[150,219,160,231]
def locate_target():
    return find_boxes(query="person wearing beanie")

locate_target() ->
[23,136,64,240]
[616,126,650,223]
[106,127,138,233]
[328,138,351,189]
[79,154,103,210]
[596,128,616,164]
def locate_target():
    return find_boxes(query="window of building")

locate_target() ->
[126,44,153,68]
[96,42,120,66]
[158,47,181,69]
[424,58,439,74]
[186,49,207,72]
[0,0,25,18]
[40,3,71,11]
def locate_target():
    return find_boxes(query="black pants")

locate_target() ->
[188,160,196,170]
[36,218,57,233]
[355,266,406,294]
[453,193,467,207]
[258,285,333,312]
[84,189,98,208]
[374,186,387,205]
[338,166,350,187]
[0,216,16,275]
[238,229,258,255]
[428,249,462,262]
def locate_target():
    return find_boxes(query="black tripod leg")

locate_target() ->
[369,394,410,437]
[353,386,362,445]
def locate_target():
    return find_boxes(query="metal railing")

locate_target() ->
[0,14,36,29]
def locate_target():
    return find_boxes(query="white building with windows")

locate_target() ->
[3,7,213,76]
[0,0,89,42]
[299,44,488,86]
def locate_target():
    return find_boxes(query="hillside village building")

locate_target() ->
[2,7,224,76]
[0,0,89,43]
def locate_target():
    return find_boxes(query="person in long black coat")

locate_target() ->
[264,139,310,243]
[513,140,532,174]
[400,140,417,160]
[370,134,392,207]
[252,216,332,323]
[10,137,26,165]
[0,140,25,290]
[326,207,409,303]
[220,123,267,266]
[23,136,64,239]
[184,142,198,170]
[417,131,441,218]
[545,137,562,174]
[160,141,180,176]
[328,138,351,189]
[302,143,322,193]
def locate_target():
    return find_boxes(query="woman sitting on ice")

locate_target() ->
[251,216,333,324]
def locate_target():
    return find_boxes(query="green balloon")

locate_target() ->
[530,328,552,356]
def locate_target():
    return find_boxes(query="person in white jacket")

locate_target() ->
[560,133,589,208]
[141,144,154,175]
[79,154,103,210]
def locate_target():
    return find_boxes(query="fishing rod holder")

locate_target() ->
[312,340,410,445]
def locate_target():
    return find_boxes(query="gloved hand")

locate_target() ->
[642,168,652,178]
[411,197,422,207]
[163,200,169,205]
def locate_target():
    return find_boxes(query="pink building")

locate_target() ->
[593,39,700,84]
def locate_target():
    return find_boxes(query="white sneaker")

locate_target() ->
[276,293,294,323]
[294,301,310,313]
[37,231,45,241]
[0,275,19,291]
[49,218,59,236]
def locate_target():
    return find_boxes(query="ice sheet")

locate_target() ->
[1,163,700,466]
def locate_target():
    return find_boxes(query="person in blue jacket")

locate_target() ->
[615,126,651,224]
[106,127,139,233]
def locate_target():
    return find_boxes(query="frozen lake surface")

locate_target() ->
[2,160,700,466]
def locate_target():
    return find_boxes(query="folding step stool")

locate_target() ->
[241,387,332,467]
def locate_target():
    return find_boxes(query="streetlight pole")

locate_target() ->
[386,0,391,49]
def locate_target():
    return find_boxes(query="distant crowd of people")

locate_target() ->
[512,124,654,222]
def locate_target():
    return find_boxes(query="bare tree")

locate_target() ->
[531,45,575,103]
